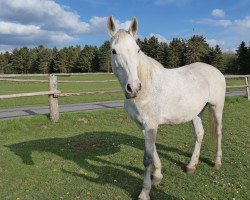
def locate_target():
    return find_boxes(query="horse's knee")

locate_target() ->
[143,152,153,167]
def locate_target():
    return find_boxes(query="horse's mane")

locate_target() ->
[138,51,163,89]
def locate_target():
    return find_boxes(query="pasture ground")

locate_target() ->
[0,96,249,199]
[0,74,246,109]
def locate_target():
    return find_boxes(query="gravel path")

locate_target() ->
[0,90,246,119]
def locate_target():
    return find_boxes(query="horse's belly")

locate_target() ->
[159,99,207,125]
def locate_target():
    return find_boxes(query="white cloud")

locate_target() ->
[195,19,232,27]
[234,16,250,28]
[206,38,225,48]
[137,33,168,43]
[190,15,250,52]
[0,0,90,34]
[193,15,250,29]
[0,22,40,35]
[212,9,225,18]
[222,48,237,53]
[0,0,133,51]
[149,33,168,43]
[0,21,73,46]
[89,16,131,34]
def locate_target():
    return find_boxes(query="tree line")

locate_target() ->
[0,35,249,74]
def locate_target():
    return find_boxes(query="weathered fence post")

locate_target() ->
[245,76,250,100]
[49,74,59,122]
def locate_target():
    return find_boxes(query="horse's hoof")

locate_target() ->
[186,166,196,174]
[214,163,221,170]
[152,174,163,186]
[138,191,150,200]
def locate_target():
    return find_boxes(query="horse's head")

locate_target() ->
[107,16,141,99]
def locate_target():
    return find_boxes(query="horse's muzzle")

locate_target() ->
[125,83,141,99]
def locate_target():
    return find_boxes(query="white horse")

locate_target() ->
[107,16,226,200]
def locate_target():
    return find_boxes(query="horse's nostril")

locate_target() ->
[139,83,142,91]
[126,84,132,93]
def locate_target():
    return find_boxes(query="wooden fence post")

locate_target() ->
[49,74,59,122]
[245,76,250,100]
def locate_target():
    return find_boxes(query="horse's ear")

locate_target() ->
[107,16,116,37]
[128,17,138,37]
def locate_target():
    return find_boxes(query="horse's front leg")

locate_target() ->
[152,144,163,185]
[138,128,157,200]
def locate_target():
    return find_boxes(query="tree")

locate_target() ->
[157,42,168,67]
[138,38,150,56]
[53,49,68,73]
[147,36,159,60]
[0,53,8,73]
[76,45,99,72]
[8,47,36,74]
[98,41,111,72]
[208,45,224,72]
[167,38,185,68]
[184,35,209,64]
[64,46,81,72]
[33,45,53,73]
[49,47,58,73]
[236,41,250,74]
[223,53,238,74]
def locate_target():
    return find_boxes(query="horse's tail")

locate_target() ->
[209,105,217,146]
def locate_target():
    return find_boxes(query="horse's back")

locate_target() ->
[154,62,226,124]
[184,62,226,106]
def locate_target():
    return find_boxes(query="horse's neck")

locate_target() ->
[138,52,164,87]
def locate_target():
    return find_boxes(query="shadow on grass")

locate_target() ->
[6,131,213,199]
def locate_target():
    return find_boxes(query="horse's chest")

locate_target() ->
[124,99,159,127]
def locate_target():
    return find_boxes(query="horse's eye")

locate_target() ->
[138,49,140,53]
[112,49,117,54]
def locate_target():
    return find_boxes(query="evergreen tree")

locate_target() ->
[9,47,35,74]
[64,46,81,72]
[157,42,168,67]
[49,47,58,73]
[167,38,185,68]
[236,41,250,74]
[223,53,238,74]
[140,38,150,56]
[184,35,209,64]
[147,36,159,60]
[76,45,99,72]
[136,38,143,49]
[0,53,8,73]
[98,41,111,72]
[53,49,67,73]
[33,45,53,73]
[208,45,224,72]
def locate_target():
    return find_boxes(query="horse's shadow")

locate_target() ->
[6,131,212,199]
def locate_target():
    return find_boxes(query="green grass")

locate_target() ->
[226,78,246,92]
[0,74,123,109]
[0,75,247,109]
[0,96,249,199]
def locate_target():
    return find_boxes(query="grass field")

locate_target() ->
[0,96,249,199]
[0,74,123,109]
[0,74,247,109]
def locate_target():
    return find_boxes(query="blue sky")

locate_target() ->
[0,0,249,52]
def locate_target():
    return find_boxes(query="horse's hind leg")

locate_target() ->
[152,144,163,185]
[210,104,223,169]
[187,115,204,173]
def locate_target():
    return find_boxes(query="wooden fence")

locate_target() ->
[0,73,249,122]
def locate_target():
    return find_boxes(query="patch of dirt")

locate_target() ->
[72,140,107,152]
[77,118,88,124]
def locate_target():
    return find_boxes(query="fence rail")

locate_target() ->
[0,73,113,78]
[0,73,249,122]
